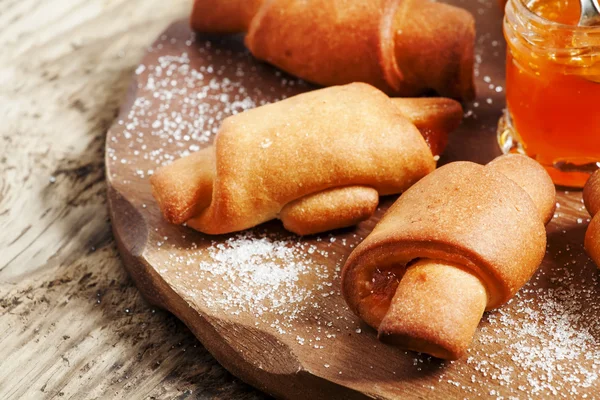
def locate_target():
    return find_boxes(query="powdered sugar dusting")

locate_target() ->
[154,230,355,346]
[170,232,334,317]
[107,32,307,183]
[474,274,600,397]
[417,233,600,398]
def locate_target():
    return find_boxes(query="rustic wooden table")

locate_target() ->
[0,1,267,398]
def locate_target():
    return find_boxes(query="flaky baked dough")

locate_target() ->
[151,83,464,235]
[342,154,555,360]
[190,0,475,100]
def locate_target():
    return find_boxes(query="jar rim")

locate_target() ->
[511,0,600,32]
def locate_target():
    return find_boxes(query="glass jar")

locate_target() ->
[499,0,600,187]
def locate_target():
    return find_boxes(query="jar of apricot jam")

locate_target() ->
[499,0,600,187]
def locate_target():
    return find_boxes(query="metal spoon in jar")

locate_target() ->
[579,0,600,26]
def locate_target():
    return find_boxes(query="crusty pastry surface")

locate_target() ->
[342,154,555,359]
[151,83,442,235]
[191,0,475,100]
[583,170,600,268]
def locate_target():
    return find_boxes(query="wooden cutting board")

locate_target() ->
[105,3,600,399]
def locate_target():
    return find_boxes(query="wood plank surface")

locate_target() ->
[0,1,267,398]
[2,0,600,399]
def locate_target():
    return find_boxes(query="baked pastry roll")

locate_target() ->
[190,0,476,100]
[584,171,600,268]
[342,154,555,359]
[150,83,462,235]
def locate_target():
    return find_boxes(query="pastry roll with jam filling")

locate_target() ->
[150,83,462,235]
[342,154,555,360]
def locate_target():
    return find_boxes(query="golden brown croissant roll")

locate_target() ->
[342,154,555,360]
[150,83,462,236]
[190,0,476,100]
[583,171,600,268]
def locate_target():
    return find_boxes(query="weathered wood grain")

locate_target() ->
[0,1,268,398]
[3,0,600,399]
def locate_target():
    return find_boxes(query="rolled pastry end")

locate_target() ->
[486,154,556,224]
[584,170,600,218]
[393,2,476,100]
[149,148,215,224]
[280,186,379,236]
[584,171,600,268]
[190,0,262,33]
[377,259,487,360]
[585,213,600,268]
[390,97,463,157]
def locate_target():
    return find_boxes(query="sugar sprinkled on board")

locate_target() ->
[482,264,599,394]
[456,226,600,398]
[106,33,307,178]
[158,230,351,344]
[195,233,331,317]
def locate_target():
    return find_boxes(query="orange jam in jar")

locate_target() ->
[500,0,600,187]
